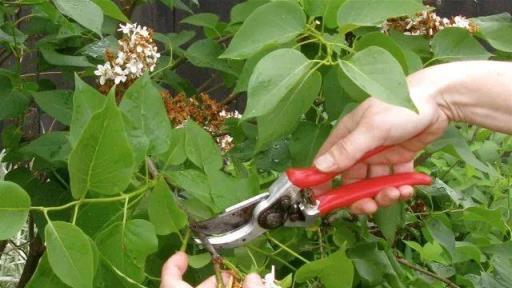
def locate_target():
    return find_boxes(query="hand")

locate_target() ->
[160,252,265,288]
[314,75,450,214]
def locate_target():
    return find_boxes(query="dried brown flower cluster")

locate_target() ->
[161,91,241,151]
[382,10,479,38]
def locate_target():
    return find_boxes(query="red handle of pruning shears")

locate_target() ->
[285,146,432,215]
[286,146,389,188]
[314,172,432,215]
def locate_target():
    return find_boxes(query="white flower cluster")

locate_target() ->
[263,266,282,288]
[219,109,242,119]
[94,23,160,85]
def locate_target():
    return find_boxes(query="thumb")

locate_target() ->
[314,125,378,172]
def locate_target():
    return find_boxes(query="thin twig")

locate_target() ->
[221,90,238,106]
[146,158,159,179]
[195,231,225,288]
[198,74,218,93]
[395,257,460,288]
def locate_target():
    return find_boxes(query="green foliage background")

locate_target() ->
[0,0,511,287]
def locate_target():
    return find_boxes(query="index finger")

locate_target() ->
[160,252,189,287]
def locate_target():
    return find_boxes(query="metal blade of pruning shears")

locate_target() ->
[190,193,269,235]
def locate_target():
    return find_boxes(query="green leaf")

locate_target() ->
[181,13,219,29]
[148,178,188,235]
[206,168,259,211]
[244,48,313,119]
[32,90,73,125]
[45,221,94,288]
[426,218,455,259]
[339,46,416,111]
[91,0,128,22]
[95,219,158,283]
[374,203,404,243]
[288,122,331,167]
[431,28,492,62]
[323,67,350,121]
[354,31,408,72]
[0,89,31,121]
[69,75,106,146]
[185,39,238,75]
[296,246,354,288]
[0,181,30,240]
[159,128,187,169]
[20,131,71,164]
[347,242,397,285]
[39,42,94,67]
[257,71,321,150]
[234,46,282,93]
[120,74,171,164]
[464,207,507,234]
[165,169,214,210]
[230,0,270,24]
[453,242,484,264]
[26,254,69,288]
[221,1,306,59]
[184,120,223,171]
[477,140,500,163]
[337,0,426,34]
[188,253,212,269]
[473,13,512,52]
[69,95,134,199]
[429,126,491,174]
[51,0,103,35]
[81,36,119,59]
[491,256,512,286]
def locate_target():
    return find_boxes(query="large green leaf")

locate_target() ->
[20,131,71,164]
[91,0,128,22]
[39,43,94,67]
[159,128,187,169]
[51,0,103,35]
[221,1,306,59]
[165,169,213,210]
[45,221,94,288]
[354,32,408,72]
[0,181,30,240]
[322,66,351,121]
[296,246,354,288]
[120,74,171,164]
[95,219,158,283]
[473,13,512,53]
[185,39,238,75]
[148,178,188,235]
[229,0,270,24]
[464,207,507,234]
[428,126,491,174]
[32,90,73,125]
[206,168,259,211]
[431,28,492,62]
[68,95,134,199]
[244,48,313,119]
[304,0,346,28]
[337,0,425,34]
[0,89,31,121]
[257,71,321,150]
[288,122,331,167]
[184,120,223,171]
[426,218,455,259]
[69,75,106,146]
[181,13,219,29]
[26,254,69,288]
[94,257,146,288]
[347,242,399,286]
[374,203,404,243]
[339,46,416,111]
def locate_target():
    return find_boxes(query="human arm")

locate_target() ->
[313,60,512,214]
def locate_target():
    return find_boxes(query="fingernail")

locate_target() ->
[315,154,336,171]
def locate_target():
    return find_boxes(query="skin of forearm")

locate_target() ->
[408,61,512,134]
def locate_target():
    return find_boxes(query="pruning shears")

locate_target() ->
[192,147,432,249]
